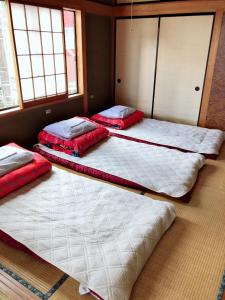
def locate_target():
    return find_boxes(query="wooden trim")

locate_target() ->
[114,1,225,17]
[111,16,116,105]
[76,10,88,114]
[9,0,114,16]
[199,9,224,127]
[0,94,83,120]
[22,94,68,108]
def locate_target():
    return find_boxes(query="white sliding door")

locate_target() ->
[115,18,158,116]
[153,15,214,125]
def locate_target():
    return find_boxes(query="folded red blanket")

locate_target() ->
[0,143,52,199]
[38,118,109,157]
[91,110,144,129]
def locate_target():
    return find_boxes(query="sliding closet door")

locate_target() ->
[153,15,214,125]
[115,18,158,116]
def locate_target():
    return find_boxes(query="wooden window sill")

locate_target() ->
[0,94,83,120]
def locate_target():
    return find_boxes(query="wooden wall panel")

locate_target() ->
[86,13,113,115]
[206,13,225,130]
[0,97,83,147]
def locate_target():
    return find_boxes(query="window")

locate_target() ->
[10,3,78,106]
[0,0,19,111]
[64,10,78,95]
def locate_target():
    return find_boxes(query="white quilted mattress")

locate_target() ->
[37,136,205,198]
[0,167,176,300]
[109,118,225,155]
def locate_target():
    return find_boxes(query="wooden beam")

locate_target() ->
[114,0,225,17]
[10,0,114,16]
[111,16,116,106]
[76,10,88,114]
[199,9,224,127]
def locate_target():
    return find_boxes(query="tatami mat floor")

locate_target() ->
[0,144,225,300]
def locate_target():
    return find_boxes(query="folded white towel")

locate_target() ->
[0,146,34,177]
[0,147,17,161]
[44,117,96,140]
[99,105,136,119]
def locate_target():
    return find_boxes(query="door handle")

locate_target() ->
[195,86,200,91]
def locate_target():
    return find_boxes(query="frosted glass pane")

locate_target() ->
[44,55,54,75]
[21,78,34,101]
[11,3,26,30]
[64,10,77,94]
[18,56,32,78]
[51,9,62,32]
[45,75,56,96]
[14,30,29,55]
[28,31,42,54]
[53,33,64,53]
[55,54,65,74]
[42,32,53,54]
[39,7,51,31]
[0,1,19,109]
[64,11,76,51]
[26,5,39,30]
[34,77,46,98]
[56,74,66,94]
[31,55,44,77]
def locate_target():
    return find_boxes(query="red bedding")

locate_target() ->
[90,110,144,129]
[38,118,109,157]
[0,143,52,199]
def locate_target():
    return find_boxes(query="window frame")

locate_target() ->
[64,9,79,97]
[0,0,22,112]
[6,0,80,109]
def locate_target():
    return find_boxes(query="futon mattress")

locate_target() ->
[34,136,205,199]
[109,118,224,157]
[0,167,176,300]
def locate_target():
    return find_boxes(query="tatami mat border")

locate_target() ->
[0,262,69,300]
[218,270,225,300]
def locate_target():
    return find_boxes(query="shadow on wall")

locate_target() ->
[0,98,83,148]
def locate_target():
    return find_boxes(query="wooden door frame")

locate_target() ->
[112,1,225,127]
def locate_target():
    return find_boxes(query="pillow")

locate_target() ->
[0,143,52,199]
[0,146,34,177]
[44,117,96,140]
[38,120,109,157]
[91,110,144,129]
[99,105,136,119]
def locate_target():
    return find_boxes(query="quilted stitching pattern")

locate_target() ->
[37,136,205,197]
[109,118,225,155]
[0,167,176,300]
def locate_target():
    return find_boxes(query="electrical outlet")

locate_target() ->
[45,109,52,115]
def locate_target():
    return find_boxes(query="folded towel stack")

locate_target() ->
[43,117,97,140]
[0,146,34,177]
